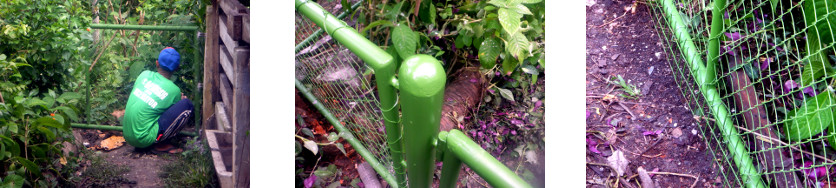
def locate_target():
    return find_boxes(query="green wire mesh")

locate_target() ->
[650,0,836,187]
[295,0,395,176]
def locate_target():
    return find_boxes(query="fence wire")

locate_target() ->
[650,0,836,187]
[294,0,395,176]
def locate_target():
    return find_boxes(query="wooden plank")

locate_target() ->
[218,16,239,57]
[218,0,244,42]
[219,44,236,87]
[201,3,220,131]
[205,129,233,188]
[242,16,249,43]
[214,102,231,132]
[232,46,250,188]
[219,74,233,113]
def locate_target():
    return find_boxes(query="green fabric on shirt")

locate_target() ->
[122,70,181,148]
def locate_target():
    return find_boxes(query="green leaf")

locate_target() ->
[512,4,533,15]
[326,182,341,188]
[487,0,508,8]
[129,61,145,80]
[502,55,518,75]
[498,8,522,34]
[58,92,81,103]
[35,117,64,129]
[2,174,24,188]
[327,132,339,142]
[418,0,436,24]
[769,0,779,12]
[341,0,351,14]
[25,98,47,108]
[8,123,18,134]
[0,54,6,61]
[54,106,78,122]
[521,65,539,75]
[783,92,836,141]
[505,32,531,62]
[391,24,418,59]
[42,96,54,108]
[335,143,347,156]
[295,141,302,155]
[301,128,314,138]
[303,140,318,155]
[479,37,502,69]
[16,157,41,177]
[37,126,55,142]
[361,20,394,36]
[519,0,543,3]
[314,164,337,179]
[497,87,515,102]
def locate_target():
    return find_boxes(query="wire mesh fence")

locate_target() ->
[294,0,395,176]
[649,0,836,187]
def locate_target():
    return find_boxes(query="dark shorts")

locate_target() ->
[156,99,194,142]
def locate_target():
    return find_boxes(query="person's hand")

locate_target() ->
[181,92,188,100]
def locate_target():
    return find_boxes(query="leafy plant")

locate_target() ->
[295,132,347,157]
[160,137,218,188]
[610,75,641,99]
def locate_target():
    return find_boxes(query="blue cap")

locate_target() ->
[158,47,181,72]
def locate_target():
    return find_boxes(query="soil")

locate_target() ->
[75,127,197,188]
[585,1,721,187]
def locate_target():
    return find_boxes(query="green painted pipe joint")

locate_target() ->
[439,130,531,188]
[399,55,446,188]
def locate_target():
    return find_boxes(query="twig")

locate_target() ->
[627,171,699,188]
[619,146,663,158]
[595,11,629,28]
[89,31,119,72]
[735,125,836,163]
[617,102,637,119]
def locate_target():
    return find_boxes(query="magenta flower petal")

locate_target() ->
[784,80,799,93]
[803,86,817,97]
[587,138,601,154]
[304,175,317,188]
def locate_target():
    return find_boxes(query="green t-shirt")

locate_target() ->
[122,70,181,148]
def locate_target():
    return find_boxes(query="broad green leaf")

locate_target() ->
[519,0,543,3]
[16,157,41,177]
[521,65,539,75]
[58,92,81,102]
[418,0,436,24]
[301,128,314,138]
[326,182,341,188]
[804,0,836,45]
[0,54,6,61]
[42,96,54,108]
[479,37,502,69]
[295,141,302,155]
[2,174,23,188]
[455,34,466,48]
[512,4,533,15]
[769,0,778,12]
[35,117,64,129]
[497,87,515,102]
[303,140,318,155]
[8,123,18,134]
[498,8,522,34]
[314,164,337,179]
[25,98,46,108]
[784,92,836,141]
[505,32,531,62]
[37,127,55,142]
[391,24,418,59]
[54,106,78,122]
[487,0,508,8]
[502,55,518,75]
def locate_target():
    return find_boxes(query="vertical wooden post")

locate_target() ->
[202,1,220,131]
[232,47,250,188]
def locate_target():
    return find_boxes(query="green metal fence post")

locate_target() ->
[439,130,532,188]
[89,24,199,31]
[437,131,463,188]
[705,0,727,85]
[399,55,445,188]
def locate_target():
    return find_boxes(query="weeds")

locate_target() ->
[160,137,218,188]
[610,75,641,99]
[78,152,134,187]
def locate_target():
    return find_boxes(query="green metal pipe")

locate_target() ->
[399,55,446,188]
[295,0,406,186]
[439,130,531,188]
[705,0,727,85]
[660,0,764,187]
[294,0,364,53]
[438,132,463,188]
[90,24,198,31]
[295,79,399,188]
[70,123,198,137]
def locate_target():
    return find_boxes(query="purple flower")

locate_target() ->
[304,175,317,188]
[760,57,772,70]
[535,100,543,108]
[784,80,799,93]
[643,130,663,136]
[802,161,828,179]
[587,138,601,154]
[803,86,817,97]
[725,32,743,41]
[511,119,524,125]
[586,110,591,120]
[511,130,517,135]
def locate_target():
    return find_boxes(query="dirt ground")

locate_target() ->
[585,0,722,187]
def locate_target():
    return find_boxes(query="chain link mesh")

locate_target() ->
[650,0,836,187]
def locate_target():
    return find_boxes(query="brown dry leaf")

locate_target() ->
[111,109,125,119]
[604,129,617,145]
[607,150,629,176]
[602,94,618,103]
[99,136,126,151]
[59,157,67,165]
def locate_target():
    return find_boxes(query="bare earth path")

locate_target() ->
[585,0,722,187]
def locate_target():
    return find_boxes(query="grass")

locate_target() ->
[78,152,134,187]
[160,137,219,188]
[611,75,641,99]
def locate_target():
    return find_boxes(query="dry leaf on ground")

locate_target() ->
[99,136,125,151]
[111,109,125,119]
[608,150,629,176]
